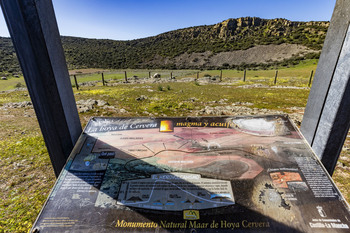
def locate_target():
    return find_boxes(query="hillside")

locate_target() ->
[0,17,329,73]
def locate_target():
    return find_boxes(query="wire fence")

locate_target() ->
[70,69,314,90]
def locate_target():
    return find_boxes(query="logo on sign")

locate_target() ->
[183,210,200,220]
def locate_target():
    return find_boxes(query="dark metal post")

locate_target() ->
[243,70,246,82]
[220,70,222,82]
[102,72,105,86]
[301,0,350,175]
[73,75,79,90]
[0,0,82,176]
[124,71,128,82]
[170,72,172,79]
[308,70,314,87]
[274,70,278,85]
[149,71,151,79]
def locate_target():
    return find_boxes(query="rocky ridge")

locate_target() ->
[0,17,329,73]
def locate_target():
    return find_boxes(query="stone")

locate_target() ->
[77,106,90,113]
[76,99,109,113]
[136,95,148,101]
[2,101,32,109]
[97,100,108,106]
[152,73,161,79]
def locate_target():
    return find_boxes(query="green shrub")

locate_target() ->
[15,82,24,88]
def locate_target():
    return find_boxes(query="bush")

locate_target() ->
[222,63,230,68]
[15,82,24,88]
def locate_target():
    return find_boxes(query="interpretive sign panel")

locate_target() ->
[31,115,350,232]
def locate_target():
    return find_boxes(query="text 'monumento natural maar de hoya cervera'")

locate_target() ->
[31,115,350,232]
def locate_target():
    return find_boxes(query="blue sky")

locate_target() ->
[0,0,336,40]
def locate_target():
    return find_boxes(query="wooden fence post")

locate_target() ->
[124,71,128,82]
[196,72,199,80]
[243,70,246,82]
[73,75,79,90]
[149,71,151,79]
[220,70,222,82]
[274,70,278,85]
[308,70,314,87]
[102,72,105,86]
[170,72,173,79]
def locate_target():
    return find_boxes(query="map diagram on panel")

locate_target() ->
[91,126,270,180]
[90,117,291,210]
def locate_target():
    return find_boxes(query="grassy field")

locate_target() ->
[0,59,349,232]
[0,60,317,92]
